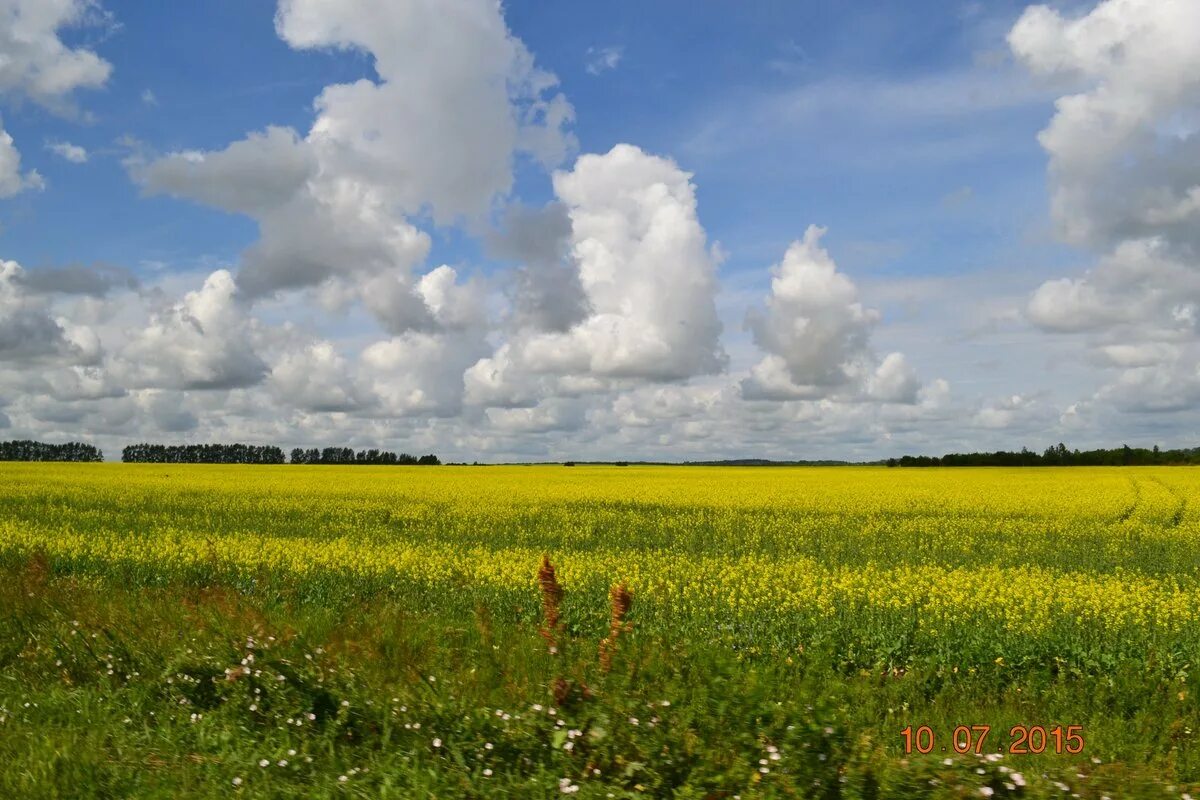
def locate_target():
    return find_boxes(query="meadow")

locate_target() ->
[2,463,1200,797]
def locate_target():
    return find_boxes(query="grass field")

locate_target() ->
[3,463,1200,797]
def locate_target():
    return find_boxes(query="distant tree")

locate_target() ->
[0,439,103,462]
[284,446,441,465]
[892,442,1200,467]
[122,443,284,464]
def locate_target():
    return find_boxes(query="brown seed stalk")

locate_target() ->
[537,554,564,654]
[598,583,633,673]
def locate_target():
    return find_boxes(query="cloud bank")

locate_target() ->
[5,0,1200,460]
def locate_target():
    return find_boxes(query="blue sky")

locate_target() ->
[1,0,1197,460]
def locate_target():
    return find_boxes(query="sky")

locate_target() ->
[0,0,1198,462]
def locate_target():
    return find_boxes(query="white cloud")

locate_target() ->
[1097,356,1200,414]
[546,144,725,378]
[0,259,98,364]
[276,0,574,220]
[741,226,922,403]
[134,0,575,356]
[466,144,727,408]
[1013,0,1200,415]
[119,270,269,390]
[867,352,922,404]
[585,46,623,75]
[42,364,124,401]
[138,124,432,308]
[0,124,43,196]
[0,0,112,110]
[14,264,136,296]
[139,127,313,217]
[489,203,590,333]
[486,398,587,434]
[362,329,488,418]
[140,88,156,106]
[973,393,1037,430]
[268,341,369,413]
[46,140,88,163]
[0,0,112,197]
[1010,0,1200,251]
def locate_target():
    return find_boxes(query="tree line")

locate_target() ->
[123,443,286,464]
[0,440,442,465]
[887,443,1200,467]
[289,448,440,465]
[0,440,103,462]
[119,443,441,465]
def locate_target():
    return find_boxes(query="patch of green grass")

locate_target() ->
[1,563,1197,798]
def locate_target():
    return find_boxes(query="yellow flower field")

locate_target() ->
[3,463,1199,666]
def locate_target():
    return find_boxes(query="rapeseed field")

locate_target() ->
[2,464,1199,797]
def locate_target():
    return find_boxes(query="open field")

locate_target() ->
[3,464,1200,797]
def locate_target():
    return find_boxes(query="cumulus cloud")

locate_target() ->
[0,125,42,197]
[1096,356,1200,414]
[120,270,268,390]
[139,127,314,218]
[363,329,489,418]
[585,46,623,75]
[0,259,100,364]
[327,264,494,418]
[0,0,112,109]
[466,144,726,407]
[741,226,921,403]
[43,0,584,445]
[268,341,369,413]
[0,0,112,196]
[973,393,1038,430]
[41,364,124,401]
[543,144,725,378]
[15,264,137,296]
[135,125,431,307]
[1026,238,1200,335]
[608,384,726,430]
[276,0,574,218]
[486,398,588,434]
[137,390,198,432]
[744,227,878,395]
[365,264,487,337]
[45,140,87,163]
[134,0,575,356]
[1010,0,1200,251]
[489,203,590,333]
[1013,0,1200,414]
[866,352,922,404]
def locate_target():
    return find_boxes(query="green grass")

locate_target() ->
[2,562,1198,798]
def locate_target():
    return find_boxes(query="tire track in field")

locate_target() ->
[1146,476,1187,527]
[1117,476,1141,523]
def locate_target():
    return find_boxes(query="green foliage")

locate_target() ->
[2,569,1196,798]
